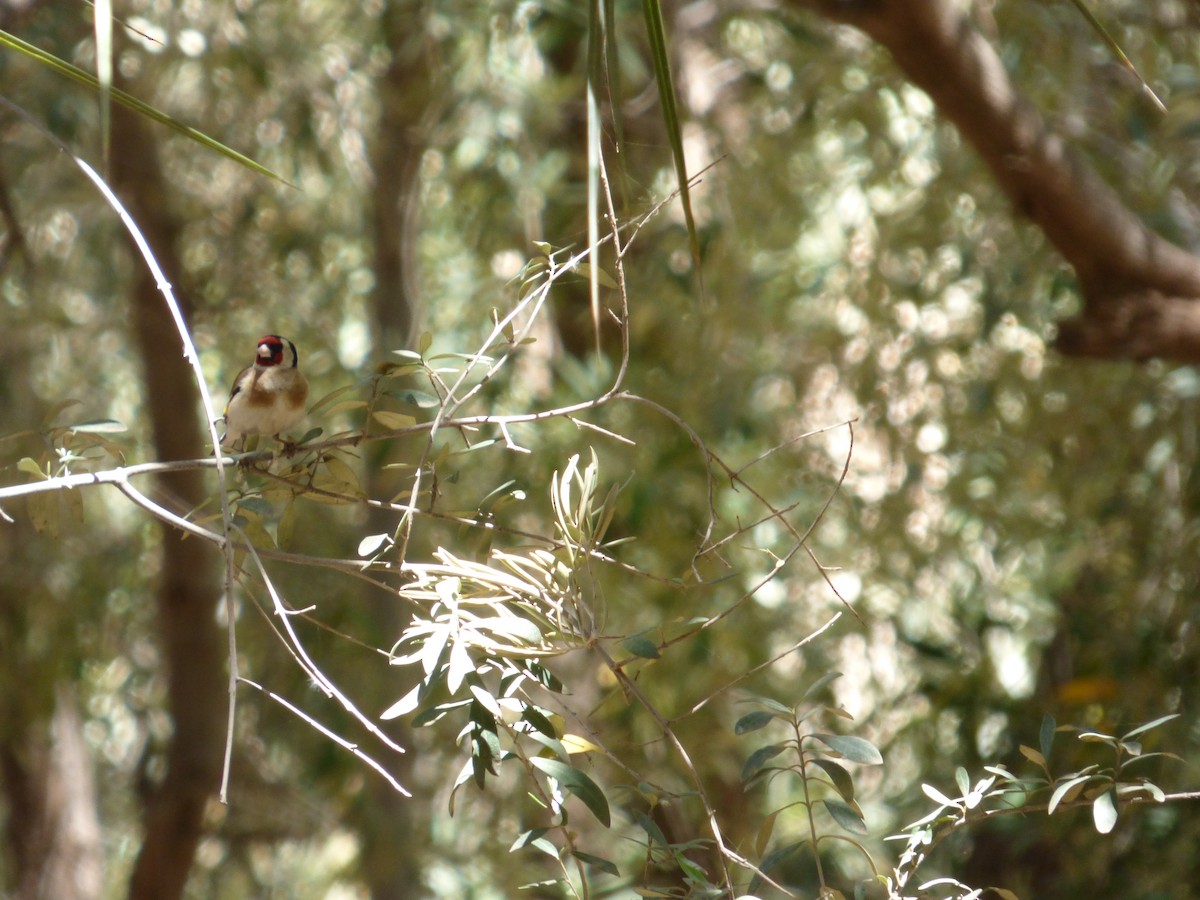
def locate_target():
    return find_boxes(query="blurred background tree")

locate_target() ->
[1,0,1198,898]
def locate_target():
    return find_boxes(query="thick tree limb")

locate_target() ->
[800,0,1200,361]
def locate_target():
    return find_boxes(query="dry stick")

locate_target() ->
[492,714,589,900]
[112,477,400,589]
[615,393,860,629]
[0,97,246,803]
[0,451,682,590]
[235,531,410,767]
[678,611,843,720]
[389,156,681,565]
[238,677,409,796]
[589,640,808,896]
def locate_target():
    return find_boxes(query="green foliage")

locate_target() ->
[886,713,1185,899]
[3,1,1200,898]
[735,676,882,896]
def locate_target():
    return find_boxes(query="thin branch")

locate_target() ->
[239,677,410,796]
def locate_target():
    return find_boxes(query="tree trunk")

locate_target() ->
[109,105,225,900]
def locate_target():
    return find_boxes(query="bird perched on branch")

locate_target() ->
[221,334,309,450]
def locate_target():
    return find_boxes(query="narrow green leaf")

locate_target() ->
[823,798,868,834]
[1117,780,1165,802]
[734,710,777,735]
[468,684,501,718]
[17,458,46,478]
[810,733,884,765]
[380,683,422,721]
[622,634,661,660]
[955,767,971,797]
[751,840,805,893]
[468,696,498,733]
[371,410,417,430]
[387,389,441,408]
[521,706,557,738]
[742,695,794,718]
[510,827,551,853]
[473,616,544,646]
[529,758,611,827]
[529,837,560,859]
[1019,745,1046,768]
[640,0,702,276]
[1048,774,1094,814]
[754,808,780,858]
[0,29,287,183]
[810,757,855,803]
[68,419,127,434]
[801,671,843,701]
[921,783,958,808]
[632,809,669,848]
[571,849,619,876]
[740,743,787,782]
[307,383,360,414]
[358,533,391,557]
[524,730,570,763]
[1039,713,1056,761]
[674,854,710,885]
[1122,713,1180,741]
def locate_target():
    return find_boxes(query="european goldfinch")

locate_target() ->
[221,335,309,450]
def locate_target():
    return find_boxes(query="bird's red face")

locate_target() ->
[256,335,286,367]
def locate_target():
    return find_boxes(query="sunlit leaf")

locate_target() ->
[1122,714,1180,741]
[380,683,422,721]
[68,419,127,433]
[448,643,475,694]
[561,733,600,756]
[1049,773,1094,814]
[358,532,392,557]
[921,783,958,808]
[1092,788,1118,834]
[510,827,550,853]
